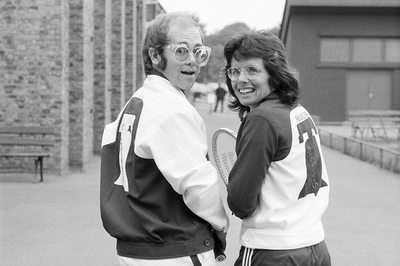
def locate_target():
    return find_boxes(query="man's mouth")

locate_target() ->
[238,88,255,95]
[181,70,195,75]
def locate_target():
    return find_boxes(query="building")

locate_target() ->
[0,0,165,174]
[280,0,400,121]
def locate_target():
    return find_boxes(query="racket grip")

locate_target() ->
[214,247,226,262]
[212,230,226,262]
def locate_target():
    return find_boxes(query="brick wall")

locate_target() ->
[0,0,164,175]
[69,0,84,167]
[93,0,106,155]
[0,0,65,173]
[68,0,94,169]
[111,0,122,121]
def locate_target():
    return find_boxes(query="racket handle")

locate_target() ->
[214,247,226,262]
[212,230,226,262]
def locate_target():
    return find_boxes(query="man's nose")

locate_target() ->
[185,52,196,65]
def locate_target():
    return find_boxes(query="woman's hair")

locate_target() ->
[224,30,300,120]
[142,12,204,75]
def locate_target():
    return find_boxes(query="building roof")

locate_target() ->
[283,0,400,8]
[280,0,400,42]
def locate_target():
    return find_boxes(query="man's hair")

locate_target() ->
[142,12,204,75]
[224,30,300,119]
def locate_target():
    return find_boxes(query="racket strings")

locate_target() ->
[213,132,236,185]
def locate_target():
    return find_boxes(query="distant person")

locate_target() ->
[100,12,229,266]
[224,30,331,266]
[214,84,227,112]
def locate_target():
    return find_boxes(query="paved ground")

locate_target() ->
[1,101,399,265]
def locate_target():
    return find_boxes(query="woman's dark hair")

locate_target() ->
[224,30,300,120]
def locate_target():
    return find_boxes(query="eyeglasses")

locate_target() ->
[165,43,211,66]
[226,66,261,81]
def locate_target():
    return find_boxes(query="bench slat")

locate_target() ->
[0,126,55,134]
[348,110,400,116]
[0,138,54,146]
[0,153,51,157]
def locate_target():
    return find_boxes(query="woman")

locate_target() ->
[224,30,331,266]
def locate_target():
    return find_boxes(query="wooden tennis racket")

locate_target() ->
[211,128,237,262]
[211,128,237,186]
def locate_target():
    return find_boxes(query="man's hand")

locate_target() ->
[213,230,227,251]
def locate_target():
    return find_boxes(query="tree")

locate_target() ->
[197,23,251,83]
[197,22,281,84]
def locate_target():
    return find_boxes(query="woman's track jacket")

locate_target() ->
[228,94,329,250]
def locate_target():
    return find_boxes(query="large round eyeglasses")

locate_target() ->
[226,66,261,81]
[165,43,211,67]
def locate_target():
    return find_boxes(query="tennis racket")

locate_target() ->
[211,128,237,187]
[212,230,227,262]
[211,128,237,262]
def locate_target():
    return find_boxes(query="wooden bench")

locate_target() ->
[348,110,400,140]
[0,126,55,182]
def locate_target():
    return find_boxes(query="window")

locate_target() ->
[385,39,400,63]
[320,38,350,62]
[353,39,382,63]
[320,37,400,64]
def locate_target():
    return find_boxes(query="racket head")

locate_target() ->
[211,128,237,186]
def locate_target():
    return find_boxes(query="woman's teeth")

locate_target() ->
[238,88,255,95]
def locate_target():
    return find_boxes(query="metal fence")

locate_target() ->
[319,129,400,174]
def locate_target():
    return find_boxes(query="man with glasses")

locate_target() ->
[100,12,229,266]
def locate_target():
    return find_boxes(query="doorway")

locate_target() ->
[346,70,392,111]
